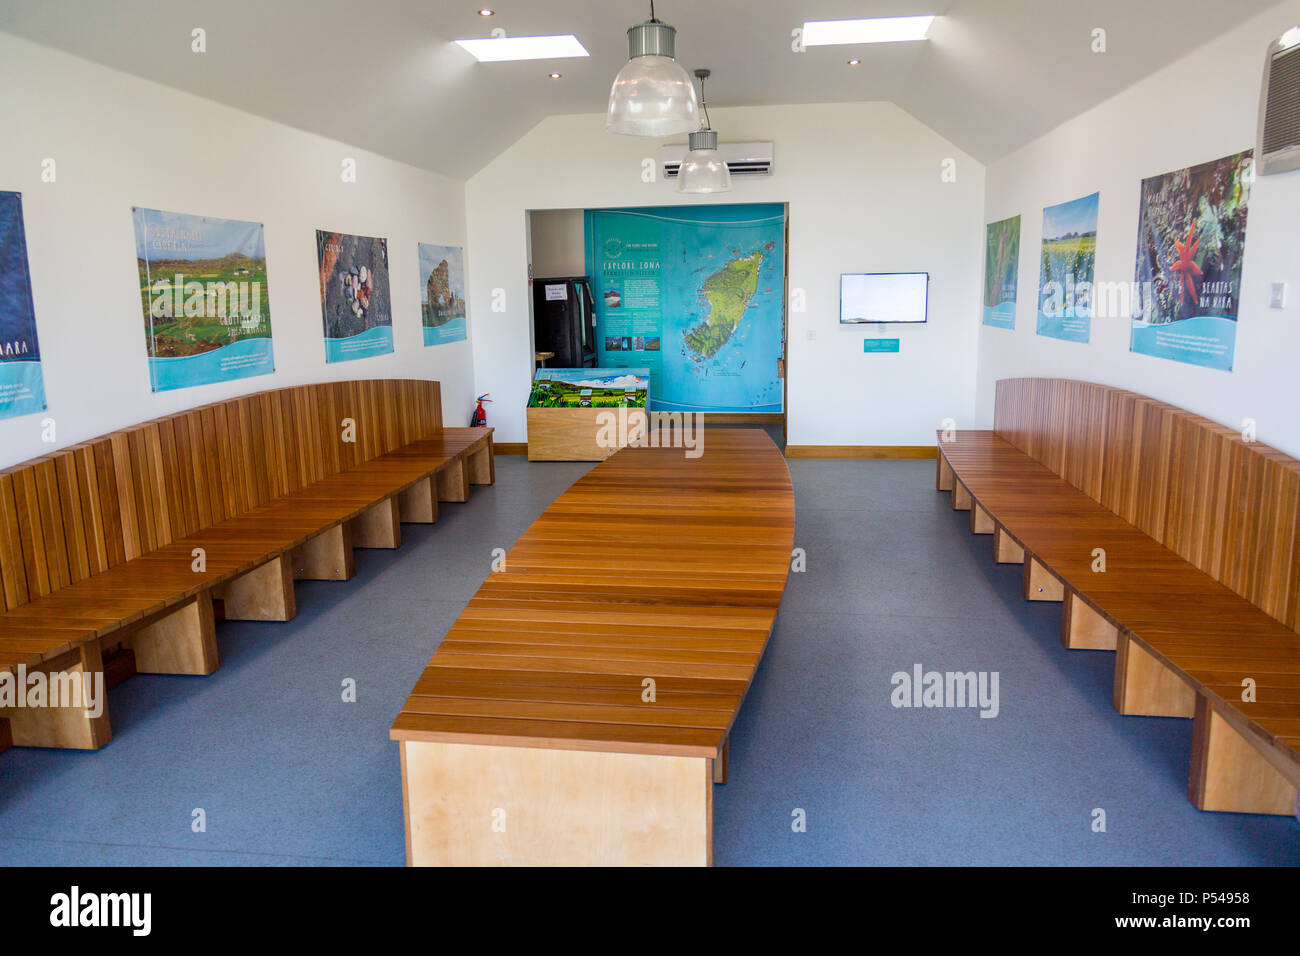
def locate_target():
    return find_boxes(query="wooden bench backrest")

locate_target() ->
[0,379,442,610]
[994,378,1300,633]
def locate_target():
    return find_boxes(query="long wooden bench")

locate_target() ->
[0,379,493,753]
[937,378,1300,818]
[390,429,794,866]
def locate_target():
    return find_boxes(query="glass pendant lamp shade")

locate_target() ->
[606,19,699,136]
[678,128,731,193]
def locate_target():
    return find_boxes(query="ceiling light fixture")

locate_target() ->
[454,34,589,62]
[677,69,730,194]
[606,1,699,136]
[847,58,861,66]
[478,8,494,16]
[549,72,563,79]
[801,15,935,46]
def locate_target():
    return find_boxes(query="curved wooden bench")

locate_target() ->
[0,379,493,752]
[391,429,794,866]
[937,378,1300,818]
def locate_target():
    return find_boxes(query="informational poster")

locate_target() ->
[1036,193,1098,343]
[317,230,393,363]
[1130,151,1252,371]
[134,206,275,392]
[584,204,785,414]
[528,368,649,408]
[0,192,46,419]
[418,242,467,347]
[982,215,1020,329]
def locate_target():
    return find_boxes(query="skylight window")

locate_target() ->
[801,16,935,46]
[454,34,590,62]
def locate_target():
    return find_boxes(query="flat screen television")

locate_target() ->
[840,272,929,324]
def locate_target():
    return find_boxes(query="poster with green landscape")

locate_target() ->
[983,215,1020,329]
[528,368,649,408]
[1037,192,1098,343]
[133,207,275,392]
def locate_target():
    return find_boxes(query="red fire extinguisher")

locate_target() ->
[470,393,491,427]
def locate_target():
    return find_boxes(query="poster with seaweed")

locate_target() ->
[1130,151,1252,371]
[317,231,393,363]
[0,192,46,419]
[1037,193,1098,343]
[134,206,275,392]
[982,215,1021,329]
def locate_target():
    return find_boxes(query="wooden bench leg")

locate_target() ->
[292,523,355,581]
[396,477,439,524]
[994,526,1025,564]
[468,441,495,486]
[128,592,219,675]
[436,456,470,503]
[0,643,112,749]
[936,450,954,491]
[1188,696,1297,815]
[400,741,711,866]
[219,555,296,622]
[970,501,995,535]
[1022,557,1064,601]
[951,480,972,512]
[0,716,10,754]
[349,497,402,549]
[713,738,729,784]
[1113,632,1195,716]
[1061,593,1118,650]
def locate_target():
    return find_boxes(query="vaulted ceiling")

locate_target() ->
[0,0,1282,178]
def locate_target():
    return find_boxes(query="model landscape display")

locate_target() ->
[528,368,649,408]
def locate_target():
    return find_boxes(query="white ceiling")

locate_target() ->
[0,0,1282,179]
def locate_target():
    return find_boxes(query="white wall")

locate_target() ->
[978,0,1300,457]
[0,32,472,466]
[529,209,585,278]
[466,103,986,446]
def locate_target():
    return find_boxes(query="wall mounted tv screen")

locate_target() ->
[840,272,929,324]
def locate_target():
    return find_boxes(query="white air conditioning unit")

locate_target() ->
[1257,27,1300,175]
[661,141,774,178]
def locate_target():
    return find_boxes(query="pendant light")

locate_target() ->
[606,2,699,136]
[678,69,731,194]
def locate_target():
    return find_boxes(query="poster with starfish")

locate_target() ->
[1130,151,1253,371]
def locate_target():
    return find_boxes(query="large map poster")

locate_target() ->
[1036,192,1098,343]
[584,204,785,413]
[1130,151,1252,372]
[982,215,1020,329]
[134,206,275,392]
[317,230,393,363]
[418,242,467,347]
[0,192,46,419]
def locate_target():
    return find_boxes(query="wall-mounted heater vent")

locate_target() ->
[1258,29,1300,175]
[661,141,774,177]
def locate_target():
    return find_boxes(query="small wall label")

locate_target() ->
[864,338,901,353]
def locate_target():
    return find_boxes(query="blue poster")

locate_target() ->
[418,243,467,346]
[1036,193,1098,343]
[0,192,46,419]
[134,207,275,392]
[1130,152,1251,372]
[317,231,394,363]
[982,215,1020,329]
[584,204,785,414]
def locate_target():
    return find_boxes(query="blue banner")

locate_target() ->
[1036,193,1098,344]
[0,192,47,419]
[419,243,468,347]
[584,203,785,414]
[982,215,1020,330]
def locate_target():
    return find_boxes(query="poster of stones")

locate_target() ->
[0,191,46,419]
[1130,151,1252,372]
[418,242,467,346]
[316,230,393,363]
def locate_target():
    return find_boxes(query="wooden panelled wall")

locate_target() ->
[994,378,1300,633]
[0,380,442,611]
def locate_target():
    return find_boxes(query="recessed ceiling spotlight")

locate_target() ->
[847,58,861,66]
[802,15,935,46]
[454,34,589,61]
[549,72,563,79]
[478,8,494,16]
